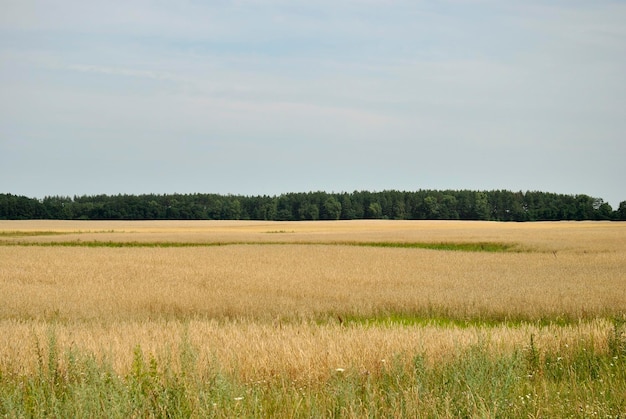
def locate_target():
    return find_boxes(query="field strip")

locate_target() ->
[0,231,78,237]
[0,240,522,252]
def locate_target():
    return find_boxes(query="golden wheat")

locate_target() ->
[1,244,624,322]
[1,220,625,381]
[0,318,615,380]
[2,219,624,252]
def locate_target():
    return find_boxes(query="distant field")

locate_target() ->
[1,220,625,417]
[1,219,624,251]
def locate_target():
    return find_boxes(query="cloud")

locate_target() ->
[65,64,177,81]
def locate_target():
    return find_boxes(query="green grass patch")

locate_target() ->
[344,241,520,252]
[338,311,584,329]
[0,231,73,237]
[3,240,229,248]
[0,240,523,252]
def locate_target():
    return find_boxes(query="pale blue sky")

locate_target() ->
[1,0,625,208]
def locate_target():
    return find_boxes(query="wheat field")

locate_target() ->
[1,220,625,417]
[1,220,624,323]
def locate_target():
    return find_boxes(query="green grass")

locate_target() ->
[2,323,625,418]
[0,231,72,237]
[0,240,521,252]
[338,308,598,328]
[1,240,229,248]
[341,314,574,329]
[345,241,519,252]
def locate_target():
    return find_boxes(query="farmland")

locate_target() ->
[1,220,625,417]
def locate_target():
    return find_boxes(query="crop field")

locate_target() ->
[1,220,626,417]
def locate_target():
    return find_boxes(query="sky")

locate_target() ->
[1,1,625,208]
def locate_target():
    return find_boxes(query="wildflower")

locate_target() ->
[335,368,345,373]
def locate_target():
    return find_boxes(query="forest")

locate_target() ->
[1,190,624,221]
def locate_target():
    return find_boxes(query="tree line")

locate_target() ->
[1,190,625,221]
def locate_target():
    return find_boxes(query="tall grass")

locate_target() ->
[1,323,625,418]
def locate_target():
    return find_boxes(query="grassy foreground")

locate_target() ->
[1,220,625,417]
[1,320,625,418]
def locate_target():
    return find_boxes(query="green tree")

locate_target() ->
[255,199,277,220]
[299,203,320,220]
[340,194,356,219]
[423,195,439,219]
[222,199,242,220]
[391,195,406,219]
[367,202,383,219]
[440,194,459,219]
[575,195,595,220]
[594,200,612,220]
[473,192,490,220]
[323,197,342,220]
[617,201,626,220]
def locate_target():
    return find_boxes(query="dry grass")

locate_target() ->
[1,220,625,379]
[1,236,624,323]
[0,318,615,380]
[2,219,625,252]
[0,244,622,322]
